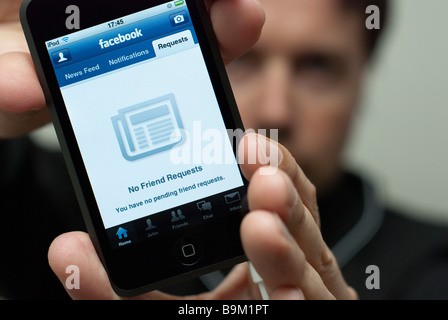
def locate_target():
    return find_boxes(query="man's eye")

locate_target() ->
[226,51,263,81]
[295,54,335,74]
[233,51,262,69]
[292,54,345,91]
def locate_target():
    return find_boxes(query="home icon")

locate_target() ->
[116,227,128,240]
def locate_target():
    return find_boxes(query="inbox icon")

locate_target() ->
[111,94,184,161]
[224,192,241,204]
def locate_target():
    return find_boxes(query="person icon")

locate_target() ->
[177,209,185,220]
[171,209,185,223]
[52,49,71,65]
[145,218,156,231]
[58,52,67,63]
[171,210,179,223]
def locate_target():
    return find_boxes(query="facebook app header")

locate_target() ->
[47,5,197,87]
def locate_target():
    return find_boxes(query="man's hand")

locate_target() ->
[238,134,358,300]
[48,134,357,300]
[0,0,49,138]
[0,0,265,138]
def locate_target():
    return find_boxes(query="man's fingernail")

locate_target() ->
[289,186,300,209]
[256,135,282,176]
[287,288,305,300]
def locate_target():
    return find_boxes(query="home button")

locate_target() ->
[174,236,202,266]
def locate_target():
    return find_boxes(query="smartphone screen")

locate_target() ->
[44,1,245,245]
[23,0,248,294]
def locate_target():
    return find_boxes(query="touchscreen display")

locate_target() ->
[44,1,245,248]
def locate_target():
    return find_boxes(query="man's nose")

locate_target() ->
[257,58,292,129]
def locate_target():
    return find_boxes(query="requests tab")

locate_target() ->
[152,30,195,58]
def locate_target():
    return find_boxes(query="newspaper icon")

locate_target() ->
[111,94,183,161]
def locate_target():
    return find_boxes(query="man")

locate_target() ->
[226,0,448,299]
[0,0,355,300]
[1,0,447,300]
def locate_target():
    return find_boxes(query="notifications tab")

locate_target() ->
[152,30,195,58]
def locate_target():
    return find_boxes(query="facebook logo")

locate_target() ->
[51,48,72,65]
[98,28,144,49]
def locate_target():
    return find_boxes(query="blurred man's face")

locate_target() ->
[227,0,368,191]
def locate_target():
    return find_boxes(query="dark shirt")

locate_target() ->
[319,171,448,299]
[1,136,448,299]
[0,137,84,299]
